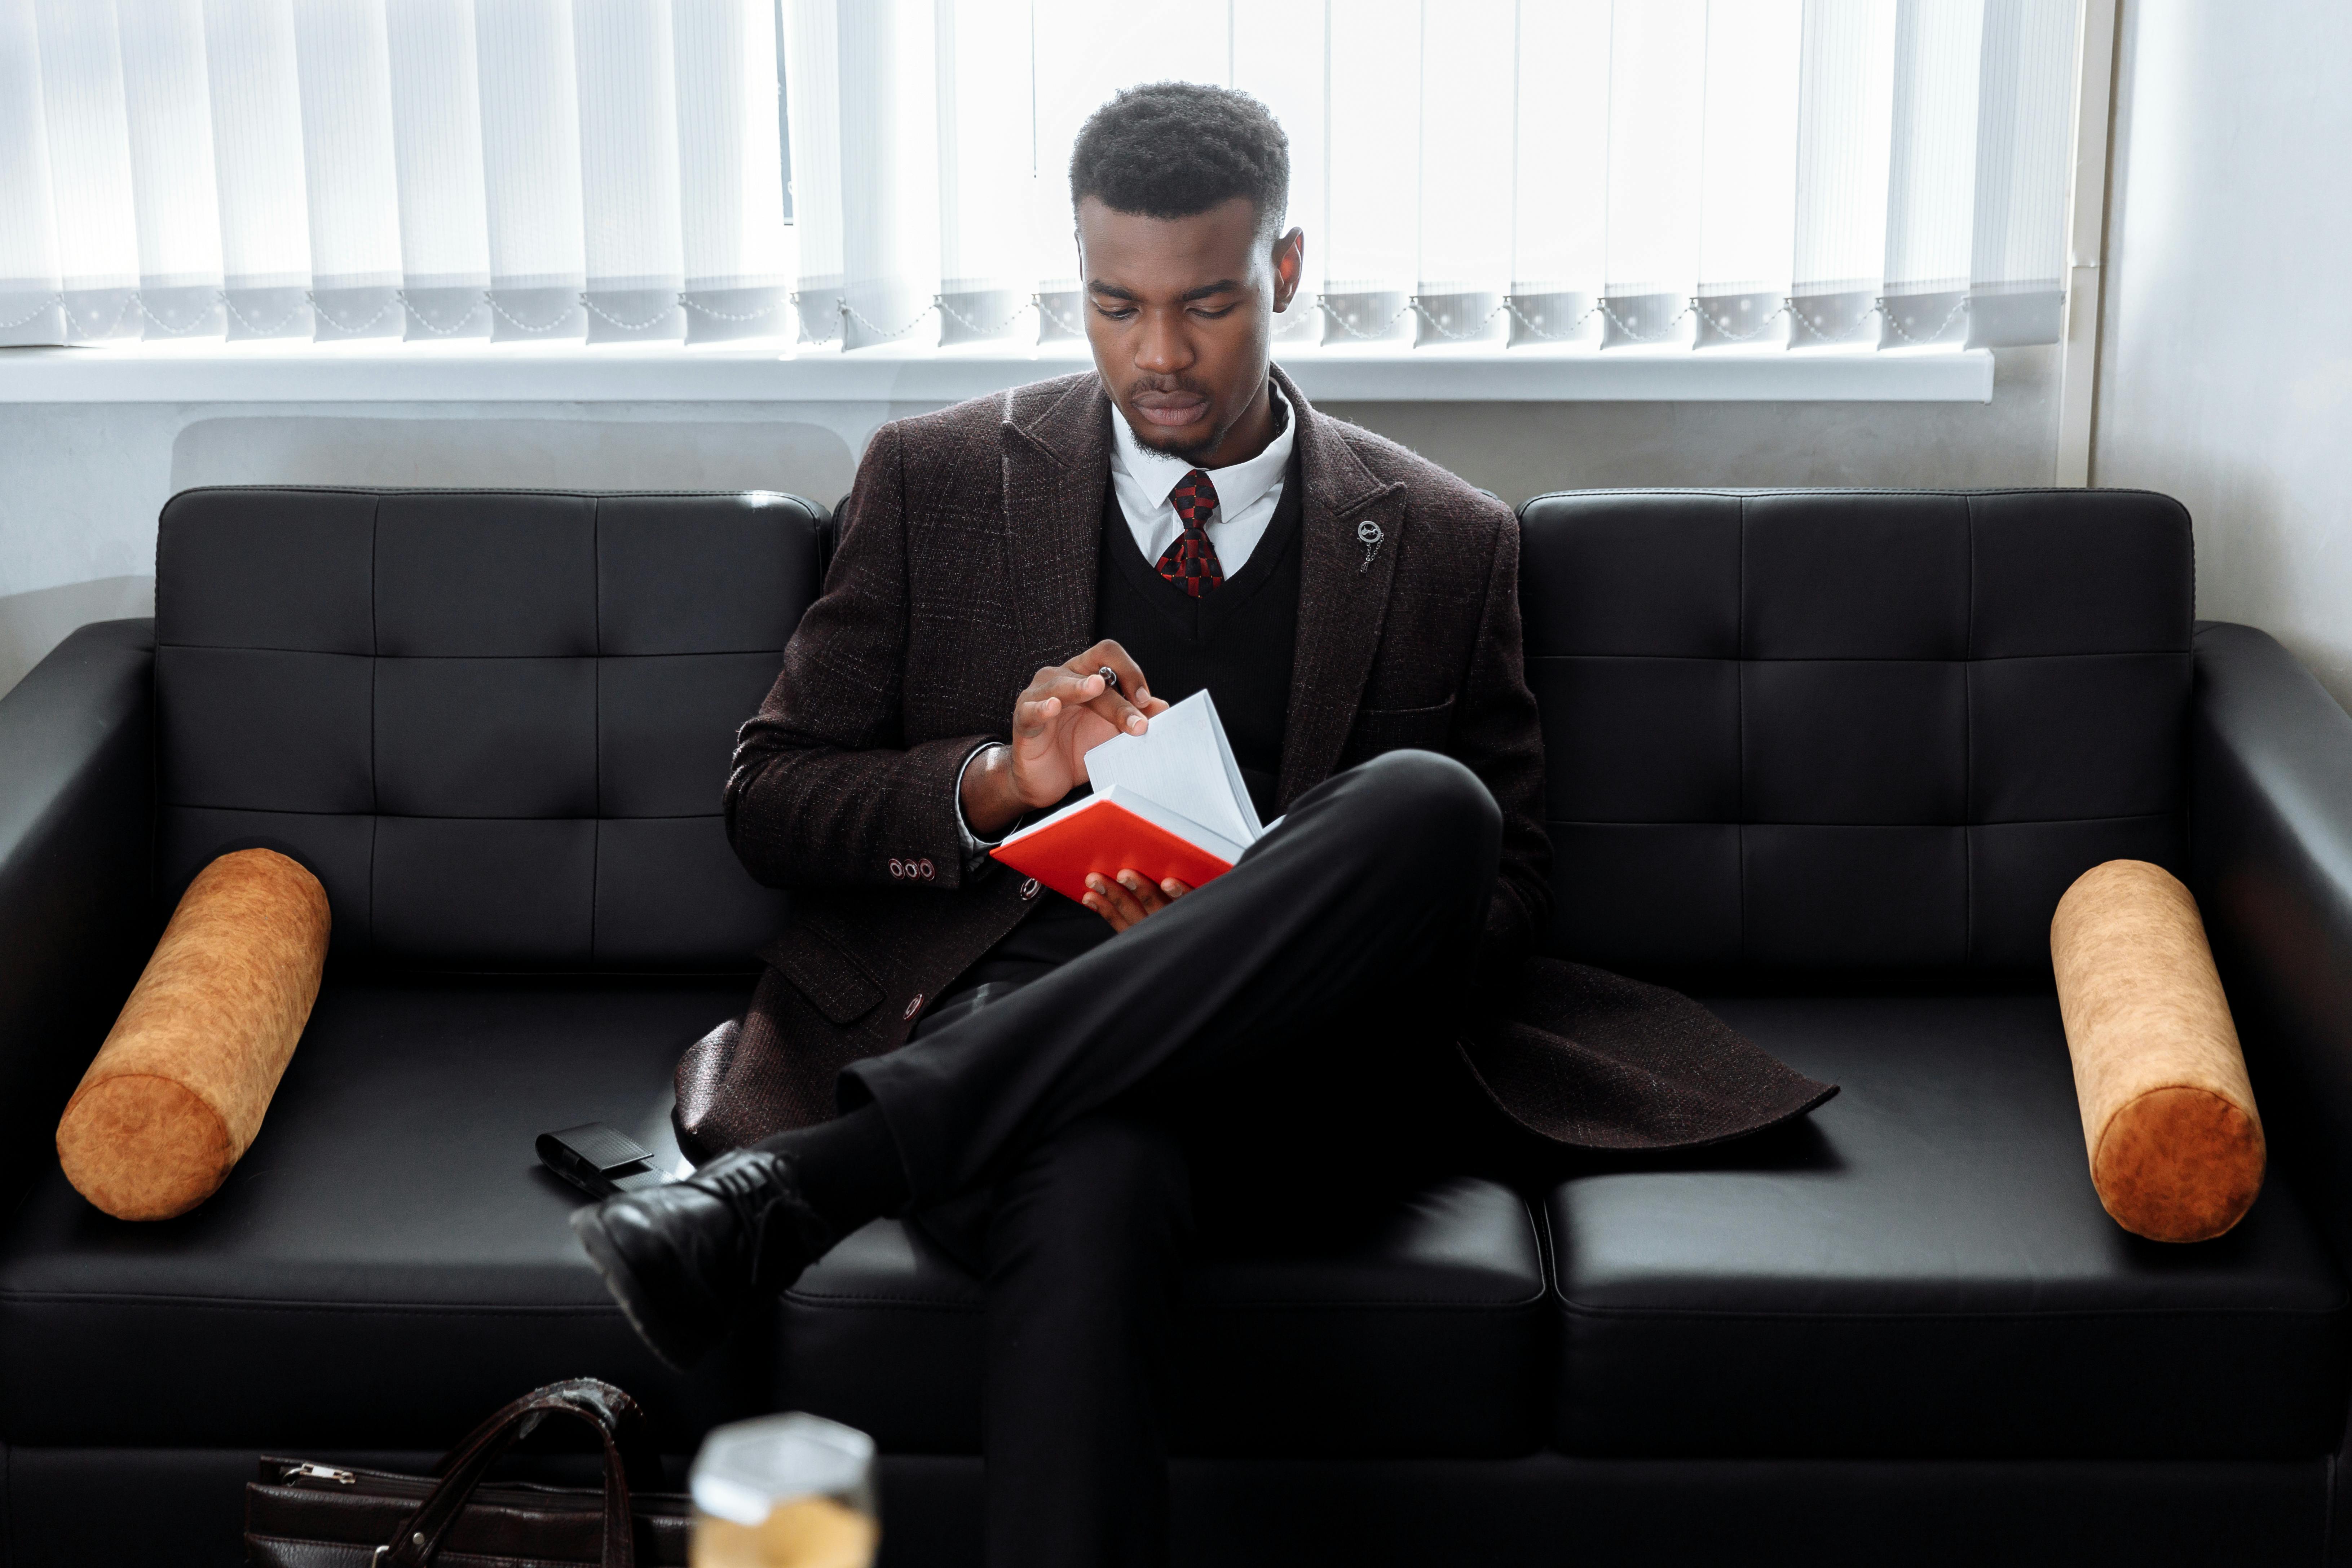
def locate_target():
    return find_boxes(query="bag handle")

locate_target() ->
[384,1378,661,1568]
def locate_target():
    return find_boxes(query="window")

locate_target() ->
[0,0,2080,366]
[794,0,2081,354]
[0,0,787,347]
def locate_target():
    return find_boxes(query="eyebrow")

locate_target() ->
[1084,278,1245,302]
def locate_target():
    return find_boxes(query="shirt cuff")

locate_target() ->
[953,741,1011,874]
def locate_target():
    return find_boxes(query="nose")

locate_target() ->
[1133,306,1193,376]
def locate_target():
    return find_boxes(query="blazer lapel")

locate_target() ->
[1000,374,1113,671]
[1273,365,1405,808]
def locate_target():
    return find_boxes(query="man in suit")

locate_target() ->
[576,81,1826,1568]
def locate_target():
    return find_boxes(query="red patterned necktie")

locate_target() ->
[1153,469,1224,597]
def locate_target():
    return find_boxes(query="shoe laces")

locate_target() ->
[694,1150,832,1291]
[692,1149,795,1212]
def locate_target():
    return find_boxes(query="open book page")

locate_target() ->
[1081,690,1263,847]
[1087,786,1249,865]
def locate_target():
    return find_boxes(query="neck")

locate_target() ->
[1209,376,1276,469]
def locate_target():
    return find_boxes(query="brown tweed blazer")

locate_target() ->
[673,365,1833,1157]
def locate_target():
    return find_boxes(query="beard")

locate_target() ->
[1131,420,1222,459]
[1122,379,1226,459]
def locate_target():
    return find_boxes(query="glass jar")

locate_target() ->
[688,1412,879,1568]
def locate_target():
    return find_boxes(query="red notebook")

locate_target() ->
[988,787,1247,903]
[989,691,1266,902]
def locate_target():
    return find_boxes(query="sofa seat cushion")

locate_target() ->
[1550,992,2348,1460]
[0,976,764,1450]
[778,1175,1549,1458]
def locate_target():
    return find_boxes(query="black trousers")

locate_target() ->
[840,750,1505,1568]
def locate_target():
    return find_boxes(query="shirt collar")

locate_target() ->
[1108,379,1294,520]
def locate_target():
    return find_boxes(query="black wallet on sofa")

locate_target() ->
[535,1123,674,1199]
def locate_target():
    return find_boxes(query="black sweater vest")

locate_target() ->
[959,449,1306,989]
[1091,447,1304,823]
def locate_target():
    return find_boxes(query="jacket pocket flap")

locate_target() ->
[761,923,883,1025]
[1347,697,1457,753]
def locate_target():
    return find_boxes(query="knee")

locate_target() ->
[989,1117,1190,1276]
[1348,750,1502,875]
[1042,1116,1188,1212]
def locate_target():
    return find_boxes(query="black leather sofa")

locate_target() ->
[0,483,2348,1567]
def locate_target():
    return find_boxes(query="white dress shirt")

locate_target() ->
[1108,380,1294,577]
[954,382,1296,860]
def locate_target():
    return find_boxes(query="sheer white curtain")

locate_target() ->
[0,0,787,348]
[783,0,2077,354]
[0,0,2076,355]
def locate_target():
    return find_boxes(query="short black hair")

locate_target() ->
[1069,81,1289,240]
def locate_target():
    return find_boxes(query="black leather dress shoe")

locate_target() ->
[570,1148,834,1371]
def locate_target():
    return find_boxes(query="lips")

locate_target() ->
[1129,392,1209,428]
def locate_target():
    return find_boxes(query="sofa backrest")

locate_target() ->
[154,487,824,971]
[1517,488,2194,974]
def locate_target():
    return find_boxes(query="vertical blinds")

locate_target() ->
[0,0,787,347]
[0,0,2077,355]
[786,0,2078,352]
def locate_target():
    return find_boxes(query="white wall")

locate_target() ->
[0,348,2060,696]
[1332,345,2057,499]
[2094,0,2352,709]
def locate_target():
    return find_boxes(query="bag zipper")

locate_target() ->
[271,1459,687,1513]
[281,1463,356,1485]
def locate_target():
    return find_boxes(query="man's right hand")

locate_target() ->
[960,640,1170,839]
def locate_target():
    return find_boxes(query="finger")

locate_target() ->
[1159,878,1192,900]
[1086,873,1146,927]
[1030,668,1108,707]
[1087,873,1138,922]
[1073,640,1155,710]
[1081,686,1150,737]
[1055,650,1148,736]
[1015,667,1109,736]
[1081,888,1134,932]
[1012,693,1064,738]
[1115,871,1168,914]
[1139,694,1172,717]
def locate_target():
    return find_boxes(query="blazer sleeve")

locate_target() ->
[1454,507,1552,973]
[724,421,998,891]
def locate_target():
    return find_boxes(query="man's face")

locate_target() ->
[1076,195,1305,466]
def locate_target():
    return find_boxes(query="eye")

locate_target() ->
[1188,304,1238,320]
[1092,301,1137,321]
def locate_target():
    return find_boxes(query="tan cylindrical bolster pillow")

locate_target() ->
[2052,860,2264,1242]
[58,849,330,1220]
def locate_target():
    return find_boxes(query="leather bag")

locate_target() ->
[244,1378,690,1567]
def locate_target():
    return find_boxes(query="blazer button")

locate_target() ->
[902,993,923,1021]
[888,858,904,878]
[1019,877,1040,901]
[917,857,936,880]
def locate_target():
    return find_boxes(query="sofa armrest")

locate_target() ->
[0,618,155,1177]
[2189,621,2352,1242]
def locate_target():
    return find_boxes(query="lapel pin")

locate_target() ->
[1356,518,1384,573]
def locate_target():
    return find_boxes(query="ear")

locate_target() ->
[1270,228,1306,314]
[1071,193,1098,280]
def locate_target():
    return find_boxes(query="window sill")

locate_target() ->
[0,338,1993,405]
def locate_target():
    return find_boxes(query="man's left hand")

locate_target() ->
[1082,871,1193,933]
